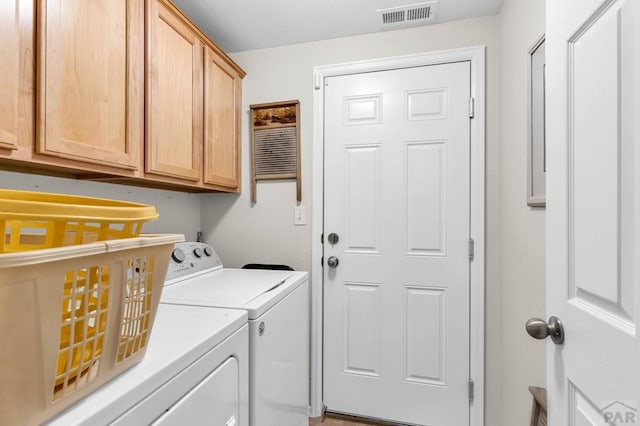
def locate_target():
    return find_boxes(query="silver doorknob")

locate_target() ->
[526,316,564,345]
[327,256,339,268]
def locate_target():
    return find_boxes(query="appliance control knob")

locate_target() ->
[204,246,213,257]
[193,247,203,258]
[171,248,186,263]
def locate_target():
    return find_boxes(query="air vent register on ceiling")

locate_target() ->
[377,1,438,27]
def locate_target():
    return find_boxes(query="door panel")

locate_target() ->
[405,286,446,385]
[343,283,380,376]
[546,0,640,424]
[146,0,202,181]
[323,62,471,425]
[0,0,32,152]
[37,0,142,169]
[344,145,380,252]
[405,141,446,254]
[204,46,241,190]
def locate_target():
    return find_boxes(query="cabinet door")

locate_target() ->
[0,0,33,152]
[203,47,241,190]
[37,0,143,170]
[146,0,202,182]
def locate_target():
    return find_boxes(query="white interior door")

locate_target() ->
[323,62,472,425]
[545,0,640,424]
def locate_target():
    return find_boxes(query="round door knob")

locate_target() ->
[327,256,339,268]
[526,316,564,345]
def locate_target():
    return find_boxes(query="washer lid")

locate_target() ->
[161,269,309,319]
[46,304,247,425]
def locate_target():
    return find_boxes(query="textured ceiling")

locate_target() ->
[170,0,504,53]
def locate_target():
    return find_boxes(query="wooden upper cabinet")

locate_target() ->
[1,0,244,192]
[204,46,242,190]
[0,0,33,152]
[146,0,203,182]
[36,0,143,170]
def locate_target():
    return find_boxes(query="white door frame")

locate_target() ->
[311,46,486,425]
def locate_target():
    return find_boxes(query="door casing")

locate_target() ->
[311,46,486,425]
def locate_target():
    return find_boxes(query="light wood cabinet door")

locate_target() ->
[0,0,33,152]
[37,0,143,170]
[146,0,203,182]
[203,46,242,190]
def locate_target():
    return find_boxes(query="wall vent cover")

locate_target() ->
[378,2,438,27]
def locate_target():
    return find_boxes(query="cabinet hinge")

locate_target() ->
[468,379,475,402]
[469,97,475,119]
[468,238,475,261]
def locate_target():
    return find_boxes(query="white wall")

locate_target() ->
[0,171,202,240]
[200,16,503,425]
[497,0,547,425]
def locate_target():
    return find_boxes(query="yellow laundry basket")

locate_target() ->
[0,189,159,253]
[0,234,184,426]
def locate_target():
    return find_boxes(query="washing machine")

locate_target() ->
[161,241,310,426]
[46,303,249,426]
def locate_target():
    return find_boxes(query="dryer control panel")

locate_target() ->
[165,242,223,281]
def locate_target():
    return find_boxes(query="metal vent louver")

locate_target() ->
[383,10,406,24]
[254,127,297,175]
[407,5,431,21]
[378,2,438,26]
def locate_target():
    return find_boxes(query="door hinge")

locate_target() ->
[314,74,322,90]
[321,233,324,244]
[468,379,475,402]
[321,256,324,267]
[468,238,475,261]
[469,97,475,119]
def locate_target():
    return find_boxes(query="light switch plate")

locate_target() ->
[294,206,306,225]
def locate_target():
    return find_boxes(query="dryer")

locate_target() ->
[161,241,310,426]
[47,303,249,426]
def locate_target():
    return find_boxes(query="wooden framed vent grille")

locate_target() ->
[250,100,301,203]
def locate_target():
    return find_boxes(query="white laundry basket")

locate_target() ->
[0,234,184,426]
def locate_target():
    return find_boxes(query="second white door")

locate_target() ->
[323,61,472,425]
[545,0,640,424]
